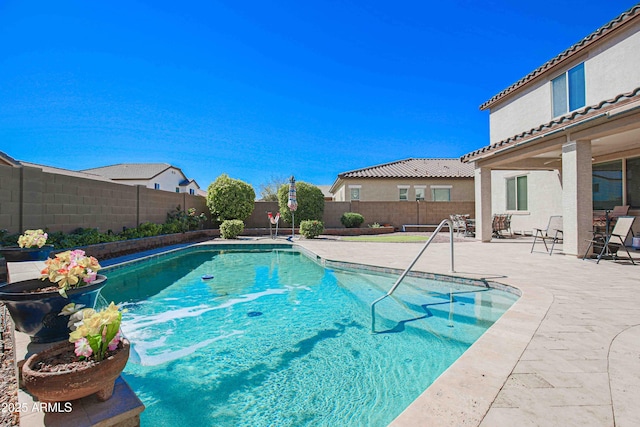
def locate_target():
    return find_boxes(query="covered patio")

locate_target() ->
[462,87,640,256]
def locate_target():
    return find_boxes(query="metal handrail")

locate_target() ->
[370,218,455,333]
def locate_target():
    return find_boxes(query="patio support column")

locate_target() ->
[474,165,492,242]
[562,139,592,256]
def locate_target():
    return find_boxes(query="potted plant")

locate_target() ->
[0,249,107,343]
[22,302,130,402]
[0,229,54,262]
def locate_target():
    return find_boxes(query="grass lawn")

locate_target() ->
[341,234,431,243]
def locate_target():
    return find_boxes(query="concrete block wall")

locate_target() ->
[0,166,22,231]
[246,200,475,229]
[0,164,211,234]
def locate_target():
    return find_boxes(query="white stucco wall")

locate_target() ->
[585,25,640,104]
[488,22,640,144]
[491,170,563,234]
[489,80,552,144]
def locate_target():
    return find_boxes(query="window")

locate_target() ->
[415,187,425,201]
[552,63,585,117]
[349,186,361,201]
[593,160,622,209]
[626,157,640,208]
[506,176,528,211]
[189,189,195,195]
[154,183,160,190]
[431,188,450,201]
[430,185,451,201]
[175,187,180,193]
[399,188,408,201]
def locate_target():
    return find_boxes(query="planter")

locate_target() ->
[0,245,54,262]
[0,275,107,343]
[22,339,130,403]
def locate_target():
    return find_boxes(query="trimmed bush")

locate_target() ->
[277,181,325,224]
[207,174,256,222]
[300,220,324,239]
[220,220,244,239]
[340,212,365,228]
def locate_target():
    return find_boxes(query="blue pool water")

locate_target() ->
[100,245,518,427]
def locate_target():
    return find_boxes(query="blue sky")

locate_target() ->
[1,1,637,191]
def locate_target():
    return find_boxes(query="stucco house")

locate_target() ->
[82,163,204,195]
[330,158,475,202]
[462,4,640,256]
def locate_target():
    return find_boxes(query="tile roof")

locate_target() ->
[338,158,474,179]
[463,86,640,162]
[480,4,640,111]
[21,162,117,182]
[81,163,175,180]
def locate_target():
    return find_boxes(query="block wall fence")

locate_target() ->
[0,164,209,234]
[0,164,474,233]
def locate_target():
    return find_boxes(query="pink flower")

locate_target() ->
[74,338,93,358]
[108,332,121,351]
[83,270,97,283]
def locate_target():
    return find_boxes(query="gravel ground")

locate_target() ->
[0,304,19,426]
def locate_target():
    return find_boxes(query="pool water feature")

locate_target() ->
[100,245,518,427]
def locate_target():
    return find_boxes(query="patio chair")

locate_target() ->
[583,215,636,264]
[449,214,467,236]
[531,216,563,255]
[593,205,630,234]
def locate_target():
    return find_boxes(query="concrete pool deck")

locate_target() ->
[296,235,640,427]
[7,235,640,426]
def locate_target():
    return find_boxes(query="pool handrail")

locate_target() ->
[370,218,455,333]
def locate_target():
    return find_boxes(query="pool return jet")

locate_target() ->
[370,218,455,333]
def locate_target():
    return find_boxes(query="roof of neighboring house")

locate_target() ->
[463,86,640,162]
[0,151,20,166]
[81,163,182,180]
[337,158,475,179]
[480,4,640,111]
[20,162,117,182]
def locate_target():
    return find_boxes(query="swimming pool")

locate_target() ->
[100,244,518,426]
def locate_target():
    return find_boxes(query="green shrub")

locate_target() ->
[220,220,244,239]
[166,205,208,232]
[277,181,325,224]
[207,174,255,222]
[341,212,365,228]
[300,220,324,239]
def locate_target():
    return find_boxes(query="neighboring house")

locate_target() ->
[461,4,640,256]
[330,158,475,202]
[81,163,203,195]
[316,185,334,201]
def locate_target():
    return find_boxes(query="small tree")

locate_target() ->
[277,181,325,224]
[258,175,288,202]
[206,174,255,222]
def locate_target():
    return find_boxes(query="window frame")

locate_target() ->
[397,185,409,201]
[505,175,528,211]
[430,185,451,202]
[552,62,585,117]
[348,185,361,201]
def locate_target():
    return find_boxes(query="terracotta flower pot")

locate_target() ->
[0,275,107,343]
[0,245,54,262]
[22,339,130,403]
